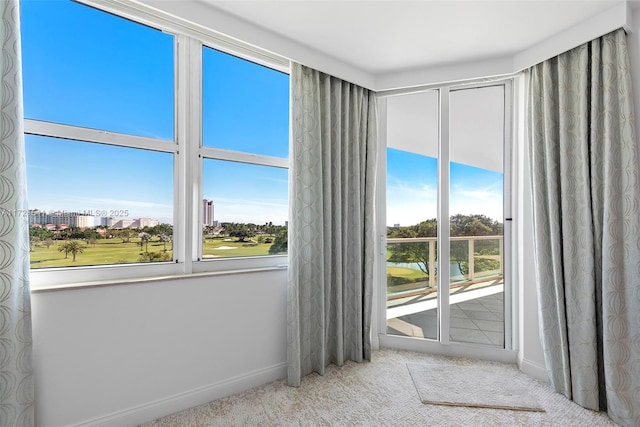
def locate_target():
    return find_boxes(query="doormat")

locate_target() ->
[407,363,545,412]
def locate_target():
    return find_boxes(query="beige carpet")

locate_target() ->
[407,363,544,412]
[141,349,614,426]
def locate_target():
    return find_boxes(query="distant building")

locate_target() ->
[95,217,112,227]
[133,218,159,229]
[110,219,135,229]
[203,199,215,226]
[75,215,95,228]
[28,209,48,226]
[29,209,161,230]
[110,218,159,229]
[29,209,94,228]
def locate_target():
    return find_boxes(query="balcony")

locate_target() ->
[386,235,504,347]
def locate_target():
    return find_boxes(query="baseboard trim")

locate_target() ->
[518,357,548,383]
[73,362,287,427]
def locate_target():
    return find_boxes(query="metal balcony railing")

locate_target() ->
[386,235,503,289]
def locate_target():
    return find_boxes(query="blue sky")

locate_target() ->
[21,0,289,225]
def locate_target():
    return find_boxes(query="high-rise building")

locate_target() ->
[28,209,48,226]
[203,199,215,226]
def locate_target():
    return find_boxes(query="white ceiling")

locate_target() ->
[201,0,626,76]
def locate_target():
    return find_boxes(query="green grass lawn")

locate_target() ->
[29,235,282,269]
[202,236,274,258]
[29,238,174,268]
[386,266,426,280]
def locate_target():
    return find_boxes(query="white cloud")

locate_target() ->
[386,178,437,226]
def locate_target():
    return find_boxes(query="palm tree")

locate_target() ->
[58,242,70,258]
[58,241,85,262]
[140,233,151,253]
[159,234,171,252]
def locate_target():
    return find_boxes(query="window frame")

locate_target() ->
[25,0,290,289]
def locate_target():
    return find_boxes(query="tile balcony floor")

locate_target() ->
[387,290,505,347]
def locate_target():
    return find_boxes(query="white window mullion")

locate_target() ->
[24,119,177,153]
[200,147,288,169]
[175,34,197,271]
[189,38,204,264]
[438,88,451,344]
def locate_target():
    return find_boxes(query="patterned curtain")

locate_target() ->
[287,63,377,387]
[0,0,35,425]
[527,28,640,427]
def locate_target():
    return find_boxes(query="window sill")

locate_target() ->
[30,264,288,293]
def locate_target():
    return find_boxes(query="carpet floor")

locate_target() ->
[140,349,614,426]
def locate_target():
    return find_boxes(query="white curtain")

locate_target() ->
[527,28,640,427]
[287,63,377,387]
[0,0,34,425]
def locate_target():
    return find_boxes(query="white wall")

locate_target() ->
[31,270,287,426]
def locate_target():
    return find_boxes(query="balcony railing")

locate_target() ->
[386,235,503,300]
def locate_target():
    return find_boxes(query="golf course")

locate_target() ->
[29,235,283,269]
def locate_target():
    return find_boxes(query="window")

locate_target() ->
[21,0,290,286]
[22,0,176,272]
[201,160,288,259]
[200,47,289,261]
[384,83,511,350]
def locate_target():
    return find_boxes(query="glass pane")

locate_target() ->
[202,47,289,157]
[449,86,505,347]
[202,159,288,258]
[26,136,174,268]
[21,0,174,140]
[386,91,439,340]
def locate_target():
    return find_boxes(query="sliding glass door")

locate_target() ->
[386,90,439,340]
[448,86,506,346]
[385,83,510,349]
